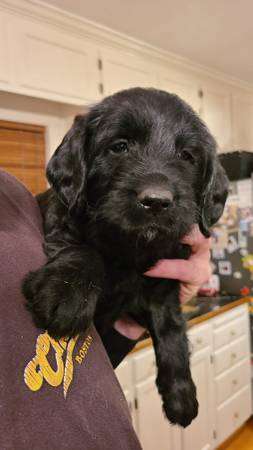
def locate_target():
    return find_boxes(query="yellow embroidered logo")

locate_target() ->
[24,332,93,398]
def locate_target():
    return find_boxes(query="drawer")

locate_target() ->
[187,323,212,355]
[216,359,250,405]
[133,348,156,382]
[214,315,247,350]
[115,359,133,390]
[217,385,252,445]
[214,335,249,375]
[213,304,247,328]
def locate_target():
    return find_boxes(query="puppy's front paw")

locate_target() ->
[162,378,198,428]
[22,266,103,338]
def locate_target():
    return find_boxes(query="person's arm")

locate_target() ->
[96,323,141,368]
[98,225,212,368]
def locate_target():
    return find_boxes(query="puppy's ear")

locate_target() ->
[199,156,229,237]
[46,115,88,216]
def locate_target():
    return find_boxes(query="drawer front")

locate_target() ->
[214,335,248,375]
[213,304,247,328]
[216,359,250,405]
[115,359,132,390]
[214,315,247,350]
[133,348,156,382]
[217,385,252,445]
[187,323,212,355]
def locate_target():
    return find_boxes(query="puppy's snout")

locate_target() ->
[137,187,173,213]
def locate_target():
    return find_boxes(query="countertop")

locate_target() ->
[131,296,251,354]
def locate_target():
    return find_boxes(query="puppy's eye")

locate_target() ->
[109,140,129,154]
[180,150,196,165]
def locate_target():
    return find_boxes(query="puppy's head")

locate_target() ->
[47,88,228,240]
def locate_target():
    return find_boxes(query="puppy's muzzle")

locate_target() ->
[137,187,173,214]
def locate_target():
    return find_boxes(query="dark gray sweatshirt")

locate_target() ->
[0,169,141,450]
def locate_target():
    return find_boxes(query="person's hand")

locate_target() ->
[114,225,212,339]
[114,314,147,340]
[144,225,212,304]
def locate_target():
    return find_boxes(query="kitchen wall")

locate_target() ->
[1,0,253,162]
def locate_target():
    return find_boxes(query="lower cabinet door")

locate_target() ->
[123,388,136,430]
[181,347,214,450]
[216,384,252,446]
[135,376,180,450]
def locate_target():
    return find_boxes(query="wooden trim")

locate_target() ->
[131,337,153,354]
[187,297,250,329]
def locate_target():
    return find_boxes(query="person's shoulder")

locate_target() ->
[0,168,32,198]
[0,169,43,229]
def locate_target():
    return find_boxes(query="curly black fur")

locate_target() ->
[22,88,228,427]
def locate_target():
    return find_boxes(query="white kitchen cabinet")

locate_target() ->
[182,325,214,450]
[200,84,232,152]
[100,48,156,96]
[115,304,251,450]
[231,93,253,151]
[0,12,10,85]
[217,385,252,445]
[158,69,201,114]
[5,13,100,105]
[135,375,180,450]
[212,304,252,446]
[116,348,181,450]
[115,358,136,428]
[132,348,181,450]
[216,359,251,406]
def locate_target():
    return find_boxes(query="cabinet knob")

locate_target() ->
[196,337,203,345]
[234,412,239,419]
[231,352,237,359]
[232,379,238,385]
[230,330,236,337]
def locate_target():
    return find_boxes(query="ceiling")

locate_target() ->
[44,0,253,84]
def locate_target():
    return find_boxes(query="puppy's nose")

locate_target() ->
[137,188,173,213]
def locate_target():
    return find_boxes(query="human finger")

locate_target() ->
[144,258,212,285]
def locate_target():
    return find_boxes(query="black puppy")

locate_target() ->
[23,88,228,428]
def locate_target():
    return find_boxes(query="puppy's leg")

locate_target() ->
[148,282,198,428]
[22,246,104,338]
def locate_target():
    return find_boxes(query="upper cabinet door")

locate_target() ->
[0,12,11,86]
[100,48,156,96]
[158,69,201,114]
[231,93,253,151]
[200,85,232,152]
[11,17,100,105]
